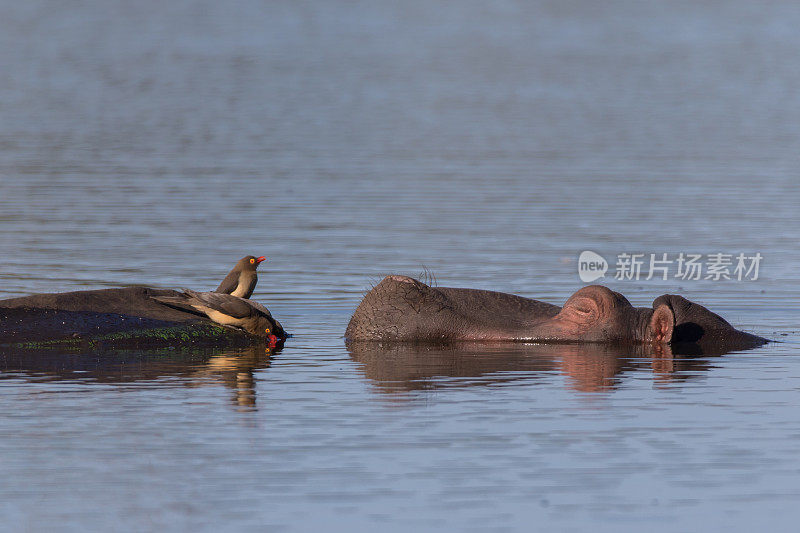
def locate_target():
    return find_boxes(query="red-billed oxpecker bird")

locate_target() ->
[215,255,266,299]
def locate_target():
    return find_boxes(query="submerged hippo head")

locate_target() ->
[531,285,674,344]
[649,293,767,352]
[345,275,768,350]
[525,286,768,350]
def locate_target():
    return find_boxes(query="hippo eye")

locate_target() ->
[250,258,255,264]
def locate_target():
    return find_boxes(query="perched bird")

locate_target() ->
[215,255,266,299]
[153,289,285,339]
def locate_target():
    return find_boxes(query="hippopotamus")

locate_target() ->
[0,287,286,348]
[345,275,768,351]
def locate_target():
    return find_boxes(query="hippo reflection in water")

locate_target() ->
[0,345,276,409]
[346,342,720,394]
[345,275,768,351]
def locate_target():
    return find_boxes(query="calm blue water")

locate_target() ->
[0,1,799,531]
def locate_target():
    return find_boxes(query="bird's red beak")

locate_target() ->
[255,256,266,265]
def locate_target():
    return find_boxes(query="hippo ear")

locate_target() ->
[653,294,733,330]
[649,304,674,344]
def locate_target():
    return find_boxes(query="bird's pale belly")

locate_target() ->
[230,282,248,298]
[197,307,241,326]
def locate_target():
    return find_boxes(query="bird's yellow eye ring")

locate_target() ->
[250,258,255,264]
[265,328,270,333]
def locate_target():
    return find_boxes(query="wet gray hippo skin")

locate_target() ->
[345,275,768,349]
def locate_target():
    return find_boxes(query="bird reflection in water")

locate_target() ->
[0,344,279,410]
[345,341,723,396]
[186,346,275,410]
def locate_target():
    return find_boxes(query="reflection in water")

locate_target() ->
[0,346,277,410]
[346,341,721,395]
[186,347,275,409]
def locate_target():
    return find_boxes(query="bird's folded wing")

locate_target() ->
[150,295,206,315]
[246,299,273,318]
[214,271,239,294]
[184,290,254,319]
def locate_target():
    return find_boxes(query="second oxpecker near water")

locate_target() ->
[153,289,285,340]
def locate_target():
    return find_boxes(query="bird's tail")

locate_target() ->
[151,290,201,314]
[181,288,204,300]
